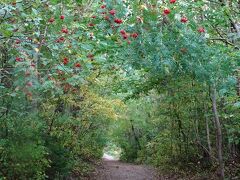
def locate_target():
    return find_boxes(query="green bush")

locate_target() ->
[0,116,48,179]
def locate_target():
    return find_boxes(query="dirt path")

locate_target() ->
[93,160,158,180]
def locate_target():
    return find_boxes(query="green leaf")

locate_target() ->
[233,102,240,107]
[81,44,94,51]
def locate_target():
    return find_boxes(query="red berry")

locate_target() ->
[88,23,95,27]
[15,57,21,62]
[91,15,96,18]
[114,18,123,24]
[163,8,170,15]
[75,63,81,68]
[101,12,106,15]
[25,71,31,76]
[122,34,128,39]
[131,33,138,38]
[109,9,116,16]
[31,63,35,67]
[56,37,65,43]
[15,39,21,44]
[87,54,94,59]
[63,57,69,65]
[59,37,65,41]
[181,17,188,23]
[104,16,110,20]
[49,17,55,23]
[198,27,205,33]
[170,0,176,3]
[60,15,65,20]
[61,28,68,34]
[26,82,33,87]
[101,5,106,9]
[127,40,131,44]
[120,30,126,34]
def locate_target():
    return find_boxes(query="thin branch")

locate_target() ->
[208,38,240,49]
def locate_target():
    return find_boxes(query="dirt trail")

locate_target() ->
[93,160,158,180]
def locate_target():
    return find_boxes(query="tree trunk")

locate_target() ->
[211,86,224,179]
[205,112,212,157]
[237,70,240,97]
[130,119,141,150]
[204,103,213,157]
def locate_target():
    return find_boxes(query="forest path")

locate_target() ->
[93,155,159,180]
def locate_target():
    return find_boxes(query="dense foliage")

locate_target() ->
[0,0,239,179]
[0,0,120,179]
[110,0,240,179]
